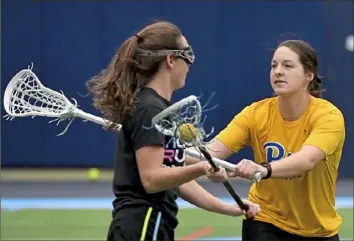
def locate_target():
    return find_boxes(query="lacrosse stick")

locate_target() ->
[3,64,119,136]
[3,66,262,182]
[150,95,262,212]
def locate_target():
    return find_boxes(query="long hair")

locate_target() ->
[86,21,182,130]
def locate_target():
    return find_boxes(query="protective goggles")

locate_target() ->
[137,45,195,65]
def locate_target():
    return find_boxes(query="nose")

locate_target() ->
[274,66,283,76]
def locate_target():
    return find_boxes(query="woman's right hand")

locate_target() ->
[199,161,228,182]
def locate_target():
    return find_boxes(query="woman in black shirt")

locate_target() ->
[86,20,260,241]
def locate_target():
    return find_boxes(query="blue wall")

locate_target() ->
[2,1,353,177]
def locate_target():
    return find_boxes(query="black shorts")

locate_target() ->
[242,219,340,241]
[107,206,174,241]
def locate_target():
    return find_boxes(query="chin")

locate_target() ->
[273,88,292,96]
[175,84,185,91]
[175,79,186,90]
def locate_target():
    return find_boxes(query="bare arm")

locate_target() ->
[265,110,345,179]
[185,138,234,165]
[136,145,209,194]
[132,105,215,194]
[177,180,233,214]
[234,145,329,180]
[268,145,325,178]
[177,180,259,217]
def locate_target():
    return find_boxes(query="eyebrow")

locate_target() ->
[272,60,295,64]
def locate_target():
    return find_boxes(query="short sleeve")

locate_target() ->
[303,110,345,158]
[131,106,166,151]
[215,105,252,153]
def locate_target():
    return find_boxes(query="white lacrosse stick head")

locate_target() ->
[3,64,80,135]
[151,95,213,147]
[4,66,76,119]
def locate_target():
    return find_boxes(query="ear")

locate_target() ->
[306,71,314,83]
[166,53,175,69]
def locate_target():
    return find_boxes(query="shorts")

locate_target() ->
[242,219,340,241]
[107,206,174,241]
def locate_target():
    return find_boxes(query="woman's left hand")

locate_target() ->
[229,159,267,180]
[226,199,261,218]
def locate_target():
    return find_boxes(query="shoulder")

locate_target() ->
[240,97,277,121]
[312,98,343,114]
[124,90,167,129]
[249,97,277,112]
[309,97,344,123]
[235,97,277,114]
[226,97,276,128]
[135,88,168,112]
[306,98,345,135]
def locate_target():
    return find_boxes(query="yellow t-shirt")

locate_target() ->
[216,96,345,237]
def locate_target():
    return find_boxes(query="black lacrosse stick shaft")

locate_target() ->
[197,146,249,212]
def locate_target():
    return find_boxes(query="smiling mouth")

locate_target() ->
[274,80,287,84]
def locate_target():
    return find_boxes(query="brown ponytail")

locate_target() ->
[86,21,182,130]
[86,36,140,130]
[308,75,324,98]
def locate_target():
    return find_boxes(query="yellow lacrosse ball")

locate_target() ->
[88,168,100,182]
[178,123,198,142]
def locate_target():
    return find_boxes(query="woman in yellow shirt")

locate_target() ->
[190,39,345,241]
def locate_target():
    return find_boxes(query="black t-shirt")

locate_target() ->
[112,87,185,229]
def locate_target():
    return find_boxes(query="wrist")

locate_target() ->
[224,203,242,216]
[260,162,272,179]
[196,161,208,175]
[261,166,268,177]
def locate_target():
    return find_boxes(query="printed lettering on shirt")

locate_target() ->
[163,136,185,167]
[263,141,300,180]
[264,142,287,162]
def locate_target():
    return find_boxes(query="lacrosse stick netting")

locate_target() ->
[151,95,261,212]
[151,95,211,147]
[3,65,118,135]
[151,95,262,182]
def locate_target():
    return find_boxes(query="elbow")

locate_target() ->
[141,176,161,194]
[304,155,319,171]
[296,145,325,173]
[304,162,317,173]
[297,158,318,174]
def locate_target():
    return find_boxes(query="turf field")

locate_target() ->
[1,178,352,240]
[1,206,353,240]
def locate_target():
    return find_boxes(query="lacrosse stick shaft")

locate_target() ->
[197,146,220,171]
[197,146,249,211]
[186,148,263,182]
[73,109,122,130]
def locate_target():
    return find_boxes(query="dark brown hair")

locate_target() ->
[86,21,182,130]
[276,39,324,98]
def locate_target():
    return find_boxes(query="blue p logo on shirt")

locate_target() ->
[264,142,292,162]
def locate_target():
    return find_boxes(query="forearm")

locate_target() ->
[269,152,315,178]
[185,140,233,166]
[177,180,236,216]
[143,163,205,193]
[185,154,203,165]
